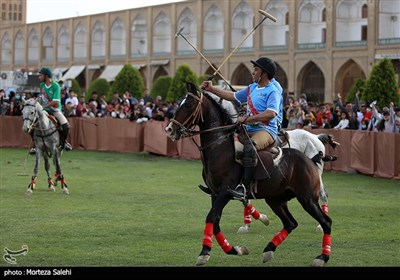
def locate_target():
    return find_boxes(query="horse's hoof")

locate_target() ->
[312,258,325,267]
[263,251,274,263]
[259,214,269,226]
[196,254,210,266]
[49,185,56,192]
[316,224,323,233]
[234,245,249,256]
[62,188,70,195]
[28,183,36,190]
[237,224,250,234]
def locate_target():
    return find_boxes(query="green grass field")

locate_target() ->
[0,148,399,267]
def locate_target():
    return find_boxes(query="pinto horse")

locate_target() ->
[22,98,69,195]
[165,82,332,267]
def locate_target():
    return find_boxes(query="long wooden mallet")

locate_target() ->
[208,9,277,80]
[174,27,236,91]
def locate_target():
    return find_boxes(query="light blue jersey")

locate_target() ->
[271,78,283,129]
[234,82,282,140]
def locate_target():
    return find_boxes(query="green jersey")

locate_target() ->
[40,81,62,113]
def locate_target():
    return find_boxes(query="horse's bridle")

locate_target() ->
[169,91,204,138]
[170,90,238,139]
[23,102,39,134]
[23,101,57,136]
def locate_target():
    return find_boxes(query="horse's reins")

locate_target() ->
[169,91,238,150]
[22,103,39,134]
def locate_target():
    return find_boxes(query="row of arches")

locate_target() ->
[1,0,398,65]
[192,58,365,103]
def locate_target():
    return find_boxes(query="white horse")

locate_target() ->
[235,128,339,233]
[22,98,69,195]
[199,93,339,233]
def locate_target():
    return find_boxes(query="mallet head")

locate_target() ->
[258,9,277,22]
[174,26,185,38]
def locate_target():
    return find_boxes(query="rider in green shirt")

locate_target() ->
[29,67,72,154]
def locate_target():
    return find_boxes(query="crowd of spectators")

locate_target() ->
[61,86,180,123]
[1,85,399,133]
[281,91,400,133]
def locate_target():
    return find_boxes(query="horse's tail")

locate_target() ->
[317,134,340,149]
[311,151,323,165]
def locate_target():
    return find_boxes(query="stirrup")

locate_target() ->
[29,147,36,155]
[227,184,247,201]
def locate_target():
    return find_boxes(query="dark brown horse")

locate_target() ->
[164,82,332,267]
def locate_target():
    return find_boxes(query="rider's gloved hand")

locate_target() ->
[237,116,248,124]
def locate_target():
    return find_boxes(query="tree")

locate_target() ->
[150,76,172,101]
[111,64,145,99]
[166,64,198,101]
[87,78,111,101]
[363,58,399,108]
[345,78,366,104]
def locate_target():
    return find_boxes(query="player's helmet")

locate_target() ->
[250,57,276,79]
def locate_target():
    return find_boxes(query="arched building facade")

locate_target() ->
[0,0,399,103]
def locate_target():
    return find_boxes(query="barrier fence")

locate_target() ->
[1,116,399,179]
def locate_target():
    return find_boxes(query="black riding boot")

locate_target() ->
[61,123,72,151]
[229,139,257,200]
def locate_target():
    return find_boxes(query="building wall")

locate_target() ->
[0,0,26,27]
[0,0,399,102]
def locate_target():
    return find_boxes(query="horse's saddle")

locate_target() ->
[47,114,60,127]
[276,129,290,147]
[253,129,290,180]
[235,135,283,181]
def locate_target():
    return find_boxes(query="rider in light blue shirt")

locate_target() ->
[201,57,282,198]
[234,80,280,140]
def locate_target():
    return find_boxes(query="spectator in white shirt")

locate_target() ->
[334,111,350,129]
[64,90,79,116]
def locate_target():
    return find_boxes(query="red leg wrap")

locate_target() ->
[245,203,260,219]
[243,207,252,224]
[202,222,213,248]
[322,234,331,256]
[271,229,289,247]
[215,232,233,253]
[322,204,329,215]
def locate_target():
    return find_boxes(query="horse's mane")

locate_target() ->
[203,91,238,125]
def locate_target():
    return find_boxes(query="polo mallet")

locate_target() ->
[174,27,236,91]
[208,9,277,81]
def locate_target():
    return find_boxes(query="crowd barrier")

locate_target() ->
[1,116,398,179]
